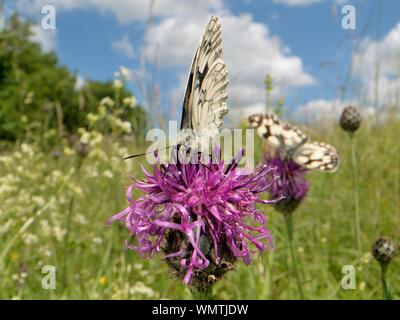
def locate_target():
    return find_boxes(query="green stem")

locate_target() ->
[350,133,361,254]
[380,263,392,300]
[284,214,305,300]
[62,197,74,294]
[191,286,213,300]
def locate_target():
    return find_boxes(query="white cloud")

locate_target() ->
[273,0,322,6]
[145,13,314,123]
[297,99,349,122]
[17,0,316,125]
[29,24,57,52]
[17,0,223,24]
[351,23,400,107]
[228,102,265,125]
[112,34,135,59]
[296,98,375,123]
[296,22,400,124]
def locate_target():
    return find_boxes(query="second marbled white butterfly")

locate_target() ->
[248,113,339,172]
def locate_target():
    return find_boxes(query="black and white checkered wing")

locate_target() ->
[248,113,339,172]
[293,142,339,172]
[248,113,307,153]
[180,16,228,139]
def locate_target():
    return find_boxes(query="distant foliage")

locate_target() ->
[0,14,147,146]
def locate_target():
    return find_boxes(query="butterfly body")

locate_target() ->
[249,113,339,172]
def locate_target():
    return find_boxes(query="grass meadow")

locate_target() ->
[1,116,399,299]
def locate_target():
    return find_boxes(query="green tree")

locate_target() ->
[0,14,147,146]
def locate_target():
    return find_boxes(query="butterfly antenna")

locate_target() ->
[123,145,175,160]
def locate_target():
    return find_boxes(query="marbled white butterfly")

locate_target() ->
[178,16,228,149]
[248,113,339,172]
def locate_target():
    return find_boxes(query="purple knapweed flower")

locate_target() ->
[266,155,309,215]
[107,146,279,290]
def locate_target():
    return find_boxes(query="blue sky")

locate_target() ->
[4,0,400,124]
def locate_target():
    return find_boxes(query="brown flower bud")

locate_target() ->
[340,106,362,133]
[164,229,236,292]
[372,237,397,265]
[74,142,90,157]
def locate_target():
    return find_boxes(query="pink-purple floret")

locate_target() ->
[107,147,280,285]
[266,155,309,202]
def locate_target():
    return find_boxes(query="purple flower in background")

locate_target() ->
[266,155,310,215]
[107,146,279,290]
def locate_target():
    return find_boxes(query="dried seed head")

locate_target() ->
[74,141,90,157]
[42,102,53,113]
[372,237,397,265]
[164,229,236,292]
[340,106,362,133]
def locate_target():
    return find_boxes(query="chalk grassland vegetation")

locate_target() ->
[1,116,399,299]
[0,16,399,300]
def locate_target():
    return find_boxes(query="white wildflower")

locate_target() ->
[119,66,131,80]
[361,252,372,264]
[100,96,115,108]
[63,147,75,156]
[24,233,39,245]
[113,79,123,90]
[93,237,103,245]
[32,196,45,207]
[24,91,34,104]
[53,226,66,242]
[87,112,99,124]
[80,131,91,144]
[123,96,137,108]
[40,219,51,236]
[74,214,88,226]
[130,282,155,298]
[0,219,13,235]
[103,170,114,179]
[21,143,34,156]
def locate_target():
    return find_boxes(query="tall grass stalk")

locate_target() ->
[350,133,362,254]
[284,214,305,300]
[62,197,74,293]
